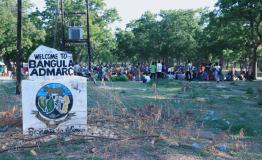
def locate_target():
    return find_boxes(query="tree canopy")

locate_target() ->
[0,0,261,78]
[0,0,45,69]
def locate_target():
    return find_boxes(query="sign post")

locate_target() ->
[16,0,22,95]
[22,46,87,134]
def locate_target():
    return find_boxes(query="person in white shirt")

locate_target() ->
[74,63,81,76]
[145,74,151,83]
[142,73,151,83]
[157,60,162,79]
[214,63,221,82]
[185,61,192,81]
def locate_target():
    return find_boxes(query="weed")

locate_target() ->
[119,90,126,94]
[230,81,238,86]
[230,125,254,136]
[257,99,262,106]
[0,153,16,160]
[110,75,129,81]
[246,88,254,95]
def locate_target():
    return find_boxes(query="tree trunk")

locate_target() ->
[251,46,258,80]
[219,53,224,68]
[240,61,244,72]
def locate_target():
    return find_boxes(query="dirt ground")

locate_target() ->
[0,79,262,159]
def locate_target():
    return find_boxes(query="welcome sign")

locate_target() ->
[28,46,74,80]
[22,46,87,135]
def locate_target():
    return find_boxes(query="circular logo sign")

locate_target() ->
[35,83,73,119]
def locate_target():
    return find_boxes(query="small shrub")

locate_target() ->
[239,112,247,118]
[246,88,254,95]
[230,124,254,136]
[204,119,229,131]
[230,82,238,86]
[119,90,126,94]
[111,75,128,81]
[257,99,262,106]
[257,88,262,98]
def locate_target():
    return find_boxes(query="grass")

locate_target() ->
[0,79,262,159]
[0,80,20,110]
[91,80,262,135]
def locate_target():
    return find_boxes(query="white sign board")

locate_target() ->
[22,46,87,135]
[28,45,74,81]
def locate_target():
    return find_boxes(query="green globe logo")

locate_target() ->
[36,83,73,119]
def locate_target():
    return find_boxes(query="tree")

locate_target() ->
[158,9,200,63]
[0,0,46,68]
[115,10,201,64]
[0,0,17,69]
[41,0,119,63]
[127,11,159,62]
[114,29,135,62]
[200,11,249,67]
[216,0,262,79]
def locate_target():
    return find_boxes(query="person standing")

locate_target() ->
[157,60,162,79]
[74,63,80,76]
[4,65,7,76]
[214,63,221,83]
[134,64,141,81]
[150,62,156,80]
[185,61,192,81]
[162,62,168,78]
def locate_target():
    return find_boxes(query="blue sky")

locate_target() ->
[31,0,217,29]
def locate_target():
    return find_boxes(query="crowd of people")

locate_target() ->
[73,61,253,83]
[0,61,252,82]
[0,63,19,79]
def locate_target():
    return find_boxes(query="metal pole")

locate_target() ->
[86,0,91,69]
[16,0,22,95]
[61,0,66,51]
[53,0,59,48]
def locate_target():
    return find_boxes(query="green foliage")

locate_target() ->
[199,10,249,66]
[257,99,262,106]
[246,88,254,95]
[115,10,201,63]
[0,153,16,160]
[0,0,45,66]
[0,0,18,64]
[110,75,128,81]
[158,10,200,61]
[114,29,135,62]
[113,0,262,72]
[42,0,119,63]
[0,0,119,65]
[204,119,230,131]
[230,124,254,136]
[0,0,261,74]
[230,81,238,86]
[86,157,104,160]
[216,0,262,78]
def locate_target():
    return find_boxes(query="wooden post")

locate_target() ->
[53,0,59,49]
[86,0,92,69]
[16,0,22,95]
[61,0,66,51]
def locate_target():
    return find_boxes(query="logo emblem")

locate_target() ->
[36,83,73,120]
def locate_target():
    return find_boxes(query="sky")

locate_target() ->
[31,0,217,29]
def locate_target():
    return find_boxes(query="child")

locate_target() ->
[142,73,151,83]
